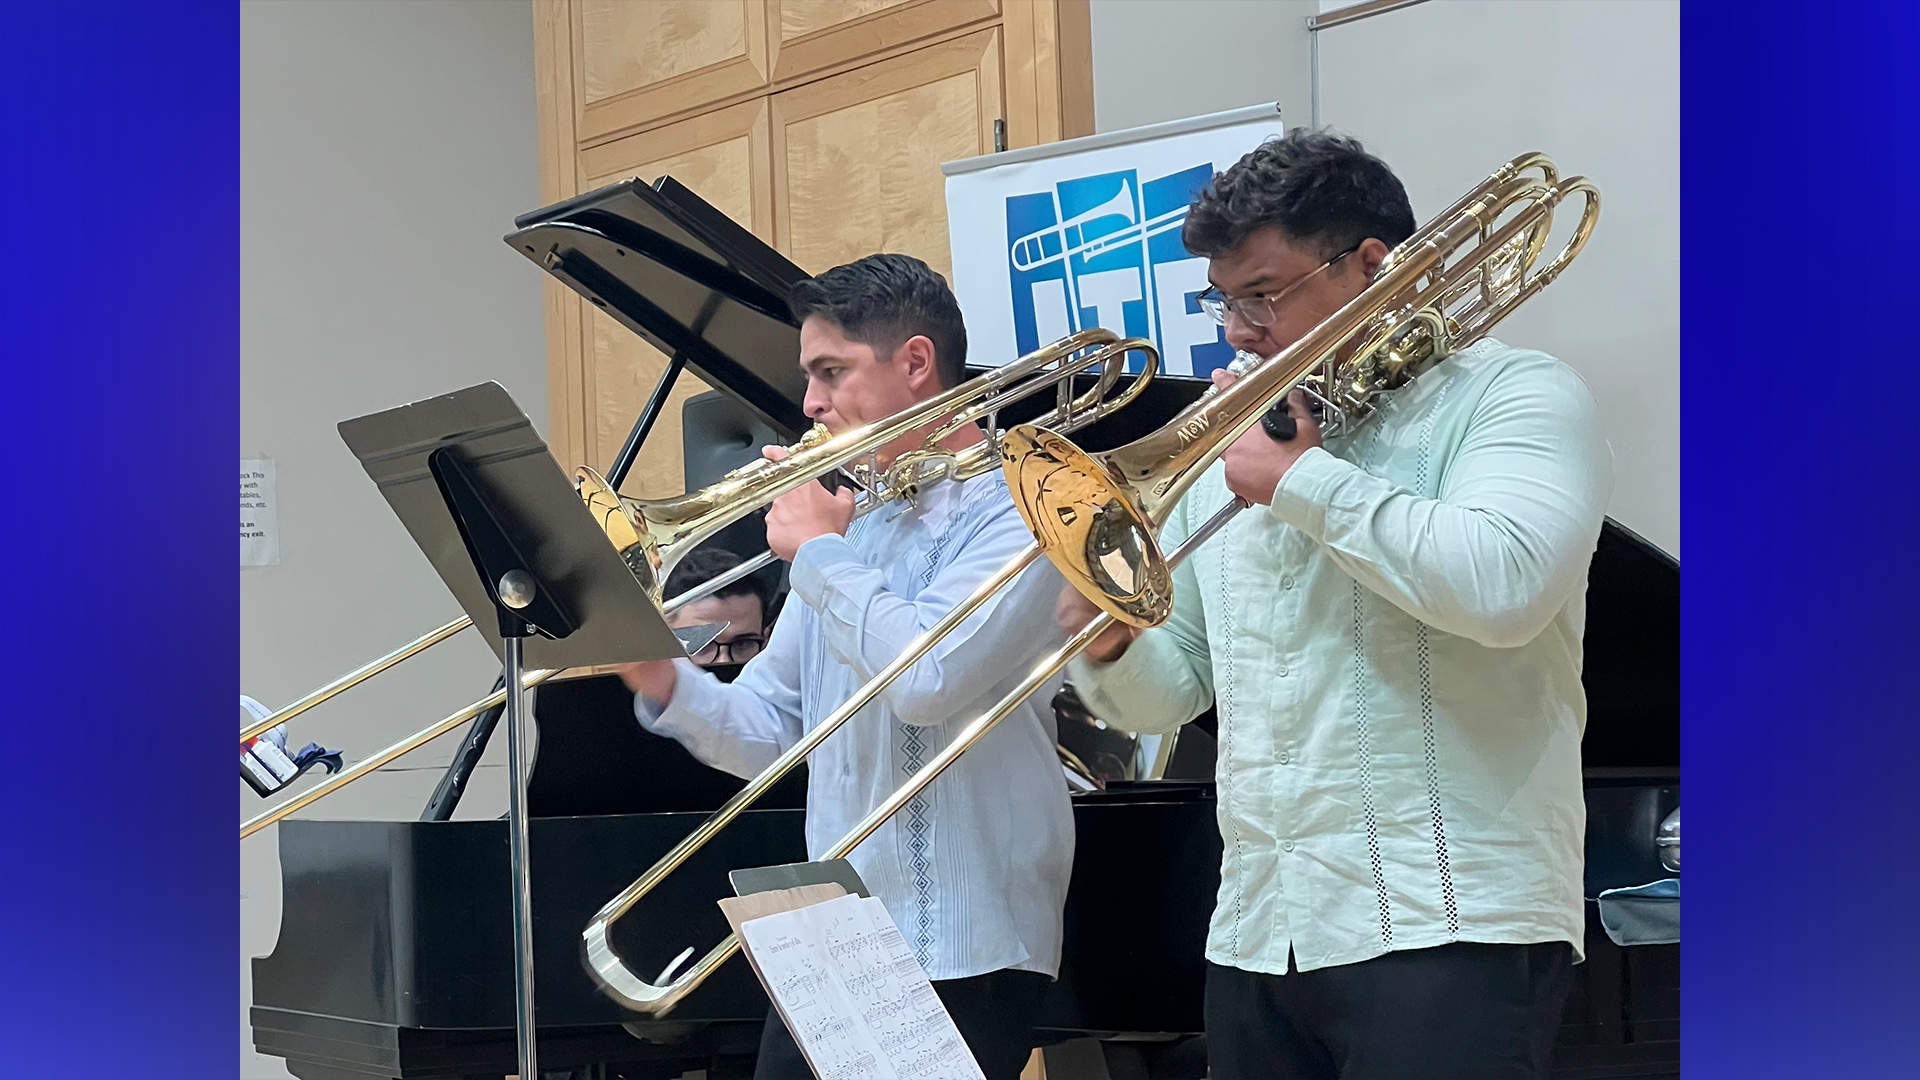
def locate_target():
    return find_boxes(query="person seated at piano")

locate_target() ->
[616,253,1073,1080]
[661,545,775,670]
[1059,131,1614,1080]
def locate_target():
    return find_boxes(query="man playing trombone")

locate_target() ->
[615,253,1072,1080]
[1060,131,1614,1079]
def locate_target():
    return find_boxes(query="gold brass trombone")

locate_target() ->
[582,540,1049,1013]
[241,329,1158,839]
[1004,152,1599,627]
[578,335,1165,1015]
[917,159,1601,905]
[580,151,1599,1015]
[574,326,1159,603]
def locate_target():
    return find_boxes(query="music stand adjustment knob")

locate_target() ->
[497,569,536,610]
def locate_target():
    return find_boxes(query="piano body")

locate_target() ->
[250,179,1677,1079]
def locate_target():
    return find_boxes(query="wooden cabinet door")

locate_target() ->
[771,28,1004,283]
[766,0,1000,82]
[570,99,776,499]
[535,2,1087,486]
[574,0,772,144]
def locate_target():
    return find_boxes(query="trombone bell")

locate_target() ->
[576,466,664,601]
[1000,425,1170,627]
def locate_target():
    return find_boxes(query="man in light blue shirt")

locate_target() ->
[1062,133,1613,1079]
[616,254,1072,1080]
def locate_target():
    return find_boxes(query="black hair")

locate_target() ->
[787,253,968,390]
[663,546,772,624]
[1183,129,1417,262]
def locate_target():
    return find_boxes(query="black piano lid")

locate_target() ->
[508,175,1219,451]
[506,176,813,438]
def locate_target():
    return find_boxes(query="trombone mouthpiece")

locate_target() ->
[1226,350,1263,378]
[795,422,834,450]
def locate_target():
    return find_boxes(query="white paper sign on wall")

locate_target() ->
[943,103,1287,380]
[241,458,280,568]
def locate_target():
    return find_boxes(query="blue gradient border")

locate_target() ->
[3,0,1918,1074]
[1683,0,1920,1075]
[0,2,235,1075]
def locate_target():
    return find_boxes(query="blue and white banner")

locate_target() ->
[943,104,1287,379]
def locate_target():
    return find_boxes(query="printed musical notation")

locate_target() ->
[776,968,832,1000]
[738,894,983,1080]
[820,1049,880,1080]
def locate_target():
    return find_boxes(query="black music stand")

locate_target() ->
[339,382,688,1080]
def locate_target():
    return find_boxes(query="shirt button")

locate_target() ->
[1276,665,1290,677]
[1282,839,1296,852]
[1277,749,1291,765]
[1282,576,1296,589]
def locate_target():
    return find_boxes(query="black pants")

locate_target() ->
[753,968,1050,1080]
[1205,943,1575,1080]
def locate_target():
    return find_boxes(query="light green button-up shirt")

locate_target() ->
[1069,338,1614,975]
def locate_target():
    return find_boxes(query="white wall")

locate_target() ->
[1317,0,1680,554]
[1089,0,1320,134]
[240,2,541,1076]
[1088,0,1680,555]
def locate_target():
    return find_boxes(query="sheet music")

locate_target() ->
[738,893,983,1080]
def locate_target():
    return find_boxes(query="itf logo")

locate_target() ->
[1004,163,1234,378]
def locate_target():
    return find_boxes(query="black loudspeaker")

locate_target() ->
[679,391,790,618]
[678,390,783,565]
[682,389,788,492]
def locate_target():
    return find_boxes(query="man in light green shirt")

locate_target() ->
[1062,131,1613,1079]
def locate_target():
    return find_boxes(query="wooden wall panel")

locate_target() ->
[577,100,775,500]
[534,0,1089,502]
[534,0,589,474]
[767,0,1000,82]
[1054,0,1094,140]
[771,29,1003,281]
[575,0,770,144]
[1001,0,1093,150]
[780,0,913,40]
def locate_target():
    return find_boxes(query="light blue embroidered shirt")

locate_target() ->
[637,470,1075,980]
[1070,339,1614,976]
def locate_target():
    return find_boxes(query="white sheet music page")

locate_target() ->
[738,893,984,1080]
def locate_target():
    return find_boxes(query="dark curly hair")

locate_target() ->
[787,253,968,390]
[1183,129,1417,262]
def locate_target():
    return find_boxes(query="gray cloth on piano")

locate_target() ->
[1596,879,1679,946]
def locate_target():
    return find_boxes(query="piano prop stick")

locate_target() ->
[338,382,689,1080]
[720,863,984,1080]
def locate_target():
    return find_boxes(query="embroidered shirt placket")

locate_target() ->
[898,489,968,968]
[1216,521,1246,959]
[1412,383,1462,939]
[1346,418,1396,949]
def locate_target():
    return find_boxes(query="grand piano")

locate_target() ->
[250,179,1678,1080]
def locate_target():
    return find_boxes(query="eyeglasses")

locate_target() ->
[1197,244,1362,328]
[690,634,766,666]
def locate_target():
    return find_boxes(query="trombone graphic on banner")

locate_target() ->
[1008,178,1188,273]
[1000,164,1231,379]
[944,100,1289,380]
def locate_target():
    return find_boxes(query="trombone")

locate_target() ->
[240,329,1158,839]
[576,342,1179,1015]
[1005,152,1598,627]
[580,152,1599,1014]
[576,326,1159,604]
